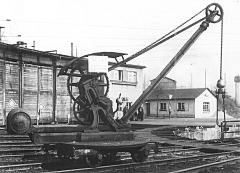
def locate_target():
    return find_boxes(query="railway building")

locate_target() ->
[145,77,217,118]
[0,42,145,125]
[108,61,146,118]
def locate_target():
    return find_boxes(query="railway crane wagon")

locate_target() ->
[7,3,223,167]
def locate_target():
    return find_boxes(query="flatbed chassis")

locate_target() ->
[43,137,150,167]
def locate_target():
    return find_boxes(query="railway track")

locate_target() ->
[39,150,240,173]
[1,143,239,173]
[1,127,240,172]
[0,137,43,155]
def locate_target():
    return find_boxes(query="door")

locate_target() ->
[146,102,150,117]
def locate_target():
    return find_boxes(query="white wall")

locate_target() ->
[195,90,217,118]
[236,82,240,106]
[107,66,144,111]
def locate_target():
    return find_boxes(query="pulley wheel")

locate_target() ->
[205,3,223,23]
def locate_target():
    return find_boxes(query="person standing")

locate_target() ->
[138,107,144,121]
[168,103,172,119]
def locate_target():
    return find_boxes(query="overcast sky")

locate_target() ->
[0,0,240,98]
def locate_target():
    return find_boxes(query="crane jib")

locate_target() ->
[121,21,211,123]
[120,3,223,123]
[108,6,221,72]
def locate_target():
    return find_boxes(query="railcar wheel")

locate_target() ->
[85,152,103,167]
[103,151,118,164]
[131,148,149,162]
[57,150,70,161]
[57,147,73,162]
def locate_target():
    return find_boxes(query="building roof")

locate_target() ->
[0,42,74,61]
[0,42,145,69]
[58,52,129,76]
[108,61,146,69]
[150,76,176,83]
[146,88,215,101]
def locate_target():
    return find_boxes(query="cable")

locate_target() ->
[219,19,224,80]
[109,8,208,72]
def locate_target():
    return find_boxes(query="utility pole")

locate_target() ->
[205,69,207,88]
[0,26,5,42]
[224,73,227,92]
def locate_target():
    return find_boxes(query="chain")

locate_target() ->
[220,19,223,79]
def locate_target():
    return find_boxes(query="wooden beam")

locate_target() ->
[31,124,114,133]
[81,131,134,142]
[2,56,6,125]
[32,132,80,144]
[36,56,40,125]
[18,51,23,108]
[52,58,57,123]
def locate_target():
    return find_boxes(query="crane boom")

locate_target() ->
[108,17,205,72]
[108,3,222,72]
[121,21,210,123]
[121,3,224,123]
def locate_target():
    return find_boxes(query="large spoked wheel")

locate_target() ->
[73,95,92,125]
[90,73,110,97]
[67,69,110,101]
[67,68,84,102]
[205,3,223,23]
[131,148,149,162]
[85,152,103,168]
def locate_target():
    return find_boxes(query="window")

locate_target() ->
[119,105,123,111]
[126,102,132,109]
[159,103,167,111]
[113,70,123,81]
[203,102,210,113]
[112,70,137,83]
[127,71,137,82]
[177,102,185,111]
[118,70,123,81]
